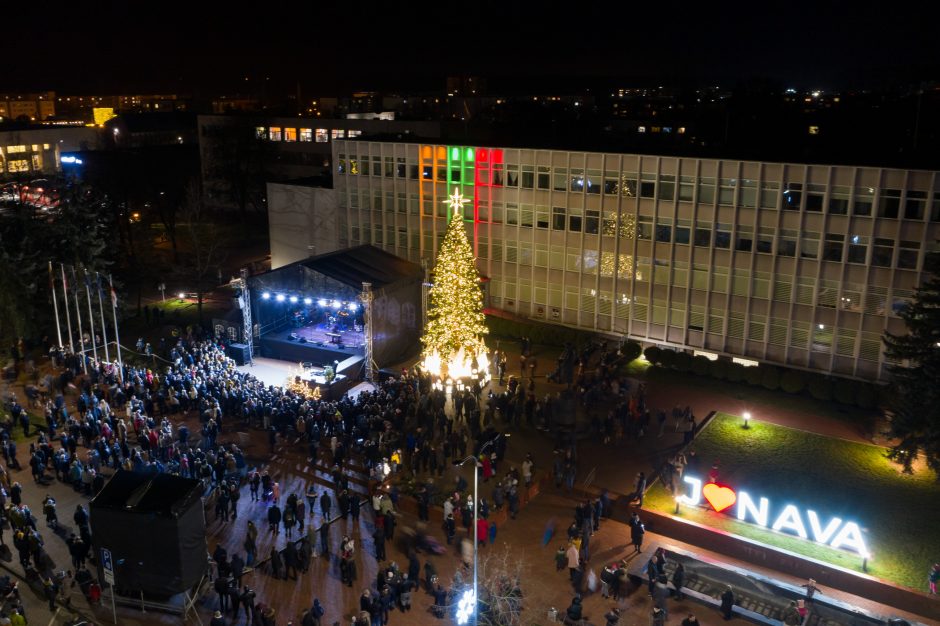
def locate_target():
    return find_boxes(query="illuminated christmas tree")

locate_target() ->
[422,188,489,381]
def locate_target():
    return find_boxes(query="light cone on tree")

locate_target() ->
[422,189,488,381]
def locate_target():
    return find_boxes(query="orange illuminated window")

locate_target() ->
[284,128,297,142]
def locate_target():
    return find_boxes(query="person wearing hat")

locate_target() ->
[604,607,622,626]
[210,609,226,626]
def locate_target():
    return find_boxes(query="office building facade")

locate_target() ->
[270,140,940,382]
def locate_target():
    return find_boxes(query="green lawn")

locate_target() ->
[646,412,940,591]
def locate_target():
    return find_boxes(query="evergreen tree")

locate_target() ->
[883,251,940,473]
[422,205,487,372]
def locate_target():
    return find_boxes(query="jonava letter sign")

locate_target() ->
[679,475,869,558]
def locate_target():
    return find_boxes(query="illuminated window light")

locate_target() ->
[693,350,718,361]
[303,297,313,305]
[732,357,759,368]
[261,292,271,300]
[289,296,298,303]
[275,294,286,302]
[317,299,328,307]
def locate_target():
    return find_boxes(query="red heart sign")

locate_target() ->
[703,483,737,513]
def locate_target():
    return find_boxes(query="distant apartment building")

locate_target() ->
[0,126,101,176]
[269,139,940,382]
[197,114,441,211]
[0,92,56,122]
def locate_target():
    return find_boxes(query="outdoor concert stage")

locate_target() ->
[258,322,365,365]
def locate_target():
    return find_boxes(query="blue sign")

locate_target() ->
[101,548,114,584]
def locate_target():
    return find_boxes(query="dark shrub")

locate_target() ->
[644,346,661,363]
[709,359,729,380]
[760,366,781,391]
[674,352,693,373]
[808,376,833,401]
[780,370,807,394]
[691,355,710,376]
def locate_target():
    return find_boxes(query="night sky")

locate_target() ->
[7,2,939,95]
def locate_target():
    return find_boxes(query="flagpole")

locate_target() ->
[109,274,124,383]
[60,264,74,354]
[83,267,99,364]
[96,272,110,363]
[71,266,87,374]
[49,261,63,349]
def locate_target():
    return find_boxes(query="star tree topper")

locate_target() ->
[446,187,470,215]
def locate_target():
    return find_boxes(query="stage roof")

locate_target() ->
[262,245,423,290]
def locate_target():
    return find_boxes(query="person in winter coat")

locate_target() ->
[269,546,284,580]
[267,504,282,535]
[720,585,735,620]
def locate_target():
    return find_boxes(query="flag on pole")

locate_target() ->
[111,283,117,308]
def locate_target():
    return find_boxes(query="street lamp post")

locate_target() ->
[453,433,510,625]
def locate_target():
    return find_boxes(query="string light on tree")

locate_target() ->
[422,187,489,385]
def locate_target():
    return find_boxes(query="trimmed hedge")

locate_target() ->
[658,349,677,368]
[856,383,878,409]
[780,370,807,394]
[745,365,764,386]
[760,366,781,391]
[833,379,855,405]
[808,376,833,402]
[691,355,711,376]
[726,362,746,383]
[709,359,729,380]
[622,341,642,361]
[674,352,693,373]
[644,346,662,363]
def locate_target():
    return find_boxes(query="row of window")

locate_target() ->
[257,127,362,143]
[488,281,885,361]
[0,143,51,154]
[0,154,42,173]
[345,194,929,271]
[339,155,940,221]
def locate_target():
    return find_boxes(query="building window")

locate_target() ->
[331,129,345,140]
[638,217,653,240]
[639,175,656,198]
[658,175,675,201]
[829,185,850,214]
[801,234,819,259]
[655,220,672,243]
[698,177,715,204]
[675,219,691,244]
[568,208,583,232]
[537,166,550,190]
[315,129,329,142]
[905,191,926,219]
[932,193,940,221]
[853,187,874,216]
[756,227,774,253]
[255,126,266,139]
[536,207,549,229]
[397,158,406,178]
[268,127,282,141]
[760,181,780,209]
[847,235,868,264]
[897,241,919,269]
[585,209,600,234]
[740,179,758,208]
[805,184,825,211]
[521,166,535,189]
[283,128,297,142]
[778,229,798,257]
[714,223,731,249]
[678,175,695,202]
[735,226,753,252]
[554,169,568,192]
[878,189,901,218]
[718,178,736,206]
[299,128,312,142]
[552,207,566,231]
[782,182,802,210]
[505,165,519,187]
[7,159,28,172]
[694,224,711,247]
[347,130,362,138]
[871,238,893,267]
[823,233,844,261]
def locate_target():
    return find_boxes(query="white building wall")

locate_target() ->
[267,182,339,269]
[274,140,940,382]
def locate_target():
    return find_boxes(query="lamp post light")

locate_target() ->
[453,432,510,625]
[743,411,751,429]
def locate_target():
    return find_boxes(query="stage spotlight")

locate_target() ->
[317,298,328,307]
[289,296,298,303]
[303,297,313,305]
[332,300,341,309]
[262,292,271,300]
[348,302,358,312]
[276,294,286,302]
